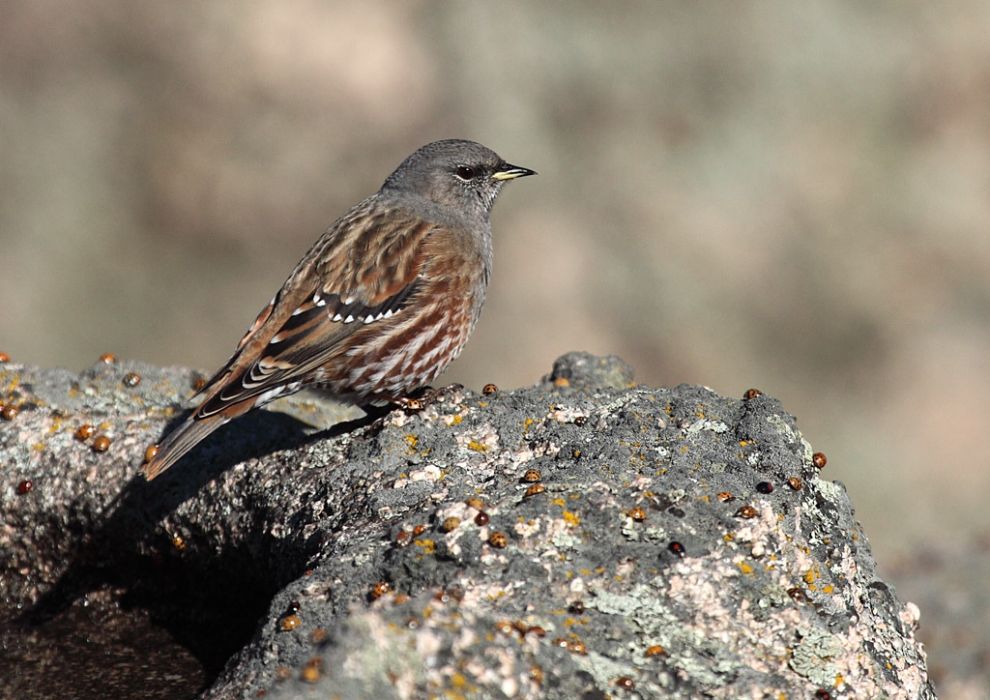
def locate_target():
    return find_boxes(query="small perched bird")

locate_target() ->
[143,139,534,480]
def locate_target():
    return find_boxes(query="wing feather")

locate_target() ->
[193,200,436,417]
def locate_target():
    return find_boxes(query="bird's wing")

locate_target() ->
[193,202,437,418]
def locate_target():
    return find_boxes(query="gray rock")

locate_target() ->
[0,352,934,699]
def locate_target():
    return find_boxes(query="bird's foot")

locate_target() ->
[396,383,465,412]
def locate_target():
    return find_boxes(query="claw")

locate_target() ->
[396,383,465,412]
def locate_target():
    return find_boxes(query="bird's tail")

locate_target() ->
[143,409,240,481]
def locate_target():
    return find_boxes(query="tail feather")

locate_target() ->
[143,413,230,481]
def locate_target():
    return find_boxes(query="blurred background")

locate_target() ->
[2,2,988,694]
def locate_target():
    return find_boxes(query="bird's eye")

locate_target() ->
[455,165,478,180]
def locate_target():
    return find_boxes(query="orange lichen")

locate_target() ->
[280,614,302,632]
[488,531,508,548]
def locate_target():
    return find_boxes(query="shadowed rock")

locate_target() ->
[0,353,934,699]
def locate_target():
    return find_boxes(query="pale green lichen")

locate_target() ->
[686,419,729,435]
[788,627,843,685]
[814,478,847,505]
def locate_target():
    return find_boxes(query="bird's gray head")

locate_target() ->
[381,139,535,218]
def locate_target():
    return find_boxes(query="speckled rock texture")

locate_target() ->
[0,352,934,699]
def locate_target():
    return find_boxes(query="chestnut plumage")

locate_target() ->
[144,140,534,480]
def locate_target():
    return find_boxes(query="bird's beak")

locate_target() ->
[491,164,537,181]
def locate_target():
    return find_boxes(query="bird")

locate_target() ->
[143,139,535,480]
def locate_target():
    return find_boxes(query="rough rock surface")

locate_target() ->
[0,352,934,699]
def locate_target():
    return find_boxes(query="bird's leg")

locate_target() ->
[395,384,465,412]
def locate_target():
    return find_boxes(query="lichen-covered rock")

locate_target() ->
[0,352,934,699]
